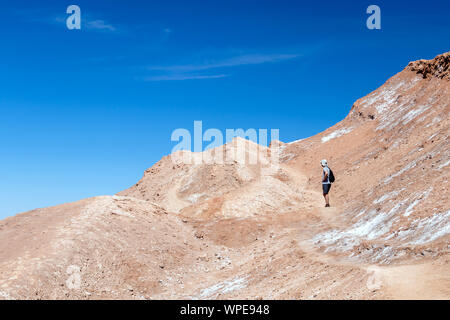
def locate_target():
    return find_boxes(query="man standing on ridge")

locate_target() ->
[321,159,332,207]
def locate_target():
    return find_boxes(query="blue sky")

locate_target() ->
[0,0,449,219]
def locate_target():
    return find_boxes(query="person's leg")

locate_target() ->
[322,184,328,206]
[326,184,331,206]
[322,184,330,207]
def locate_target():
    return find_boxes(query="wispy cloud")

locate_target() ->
[85,20,116,32]
[142,74,228,82]
[142,53,300,81]
[147,53,300,72]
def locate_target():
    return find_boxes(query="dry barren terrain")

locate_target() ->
[0,52,449,300]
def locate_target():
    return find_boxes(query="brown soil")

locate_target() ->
[0,52,448,300]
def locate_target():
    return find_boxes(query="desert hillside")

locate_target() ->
[0,52,448,300]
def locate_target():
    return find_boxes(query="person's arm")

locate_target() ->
[323,168,328,182]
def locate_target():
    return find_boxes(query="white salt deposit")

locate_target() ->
[199,276,247,298]
[321,127,353,143]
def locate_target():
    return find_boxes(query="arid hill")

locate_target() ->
[0,52,448,300]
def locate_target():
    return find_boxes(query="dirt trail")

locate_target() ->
[365,262,450,300]
[281,164,323,208]
[166,179,191,213]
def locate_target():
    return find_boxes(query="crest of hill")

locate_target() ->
[117,137,285,216]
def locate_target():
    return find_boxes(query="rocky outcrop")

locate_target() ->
[407,52,449,80]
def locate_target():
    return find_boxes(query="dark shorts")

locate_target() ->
[322,183,331,195]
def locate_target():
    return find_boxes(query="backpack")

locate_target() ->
[329,168,335,183]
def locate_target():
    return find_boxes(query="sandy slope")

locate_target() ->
[0,52,448,300]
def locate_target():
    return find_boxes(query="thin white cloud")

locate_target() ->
[143,74,229,82]
[147,53,300,72]
[141,53,300,82]
[85,20,116,32]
